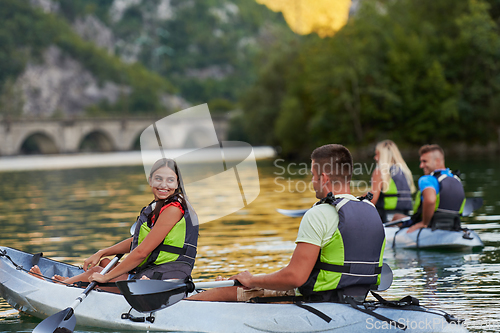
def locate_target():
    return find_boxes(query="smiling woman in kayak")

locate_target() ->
[29,158,198,289]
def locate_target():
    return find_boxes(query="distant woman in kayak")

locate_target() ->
[370,140,415,223]
[30,158,198,288]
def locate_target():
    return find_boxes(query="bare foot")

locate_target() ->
[139,275,150,280]
[28,265,45,280]
[53,275,67,282]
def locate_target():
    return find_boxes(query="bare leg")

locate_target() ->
[389,213,409,227]
[29,262,127,293]
[186,286,238,301]
[392,213,408,221]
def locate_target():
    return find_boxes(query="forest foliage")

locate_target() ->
[0,0,294,117]
[53,0,295,112]
[236,0,500,157]
[0,0,173,116]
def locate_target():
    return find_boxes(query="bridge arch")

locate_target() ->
[131,131,144,151]
[19,131,59,155]
[79,130,115,152]
[0,116,229,156]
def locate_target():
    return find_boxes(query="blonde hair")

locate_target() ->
[375,140,416,193]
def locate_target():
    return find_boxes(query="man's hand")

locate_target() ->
[230,270,254,289]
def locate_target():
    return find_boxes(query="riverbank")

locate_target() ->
[349,142,500,161]
[0,146,276,172]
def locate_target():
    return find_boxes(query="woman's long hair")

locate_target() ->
[148,158,187,223]
[375,140,416,193]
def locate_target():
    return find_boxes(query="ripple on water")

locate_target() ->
[1,159,500,333]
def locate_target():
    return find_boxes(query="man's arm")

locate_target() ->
[233,242,320,291]
[408,187,436,233]
[421,187,436,226]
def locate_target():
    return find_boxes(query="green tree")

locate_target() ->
[241,0,500,157]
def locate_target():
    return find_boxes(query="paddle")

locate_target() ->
[277,197,483,219]
[116,279,242,313]
[130,220,137,236]
[276,208,309,218]
[462,197,483,217]
[33,254,123,333]
[371,263,393,291]
[384,217,411,227]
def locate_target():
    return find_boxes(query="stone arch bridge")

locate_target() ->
[0,116,229,156]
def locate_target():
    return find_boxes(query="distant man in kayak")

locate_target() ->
[190,144,386,303]
[399,144,465,233]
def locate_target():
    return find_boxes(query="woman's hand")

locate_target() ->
[83,252,102,272]
[89,272,110,284]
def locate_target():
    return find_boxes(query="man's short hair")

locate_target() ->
[311,144,352,182]
[419,144,444,159]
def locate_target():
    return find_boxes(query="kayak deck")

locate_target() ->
[0,246,468,332]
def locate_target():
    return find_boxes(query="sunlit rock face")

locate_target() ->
[17,46,128,117]
[29,0,59,14]
[73,15,116,55]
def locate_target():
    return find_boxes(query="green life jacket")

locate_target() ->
[130,200,198,272]
[298,194,386,299]
[375,166,413,222]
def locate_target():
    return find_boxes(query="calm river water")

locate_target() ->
[0,156,499,332]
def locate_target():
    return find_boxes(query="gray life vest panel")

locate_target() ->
[298,195,386,300]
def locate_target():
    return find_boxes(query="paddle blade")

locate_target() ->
[130,220,138,236]
[371,263,393,292]
[117,279,188,313]
[462,197,483,217]
[33,307,76,333]
[276,208,309,218]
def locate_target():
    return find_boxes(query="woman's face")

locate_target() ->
[149,166,178,200]
[374,149,380,162]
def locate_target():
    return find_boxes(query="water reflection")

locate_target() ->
[0,158,500,332]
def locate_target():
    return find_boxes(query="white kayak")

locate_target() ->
[385,227,484,250]
[0,246,468,332]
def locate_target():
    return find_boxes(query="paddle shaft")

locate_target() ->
[67,255,122,311]
[194,279,242,289]
[277,197,482,219]
[33,254,123,333]
[384,217,411,227]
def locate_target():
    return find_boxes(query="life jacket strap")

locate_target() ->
[314,262,382,275]
[157,244,186,255]
[344,295,407,330]
[248,296,332,323]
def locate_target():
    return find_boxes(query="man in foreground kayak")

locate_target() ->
[395,144,466,233]
[189,144,386,302]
